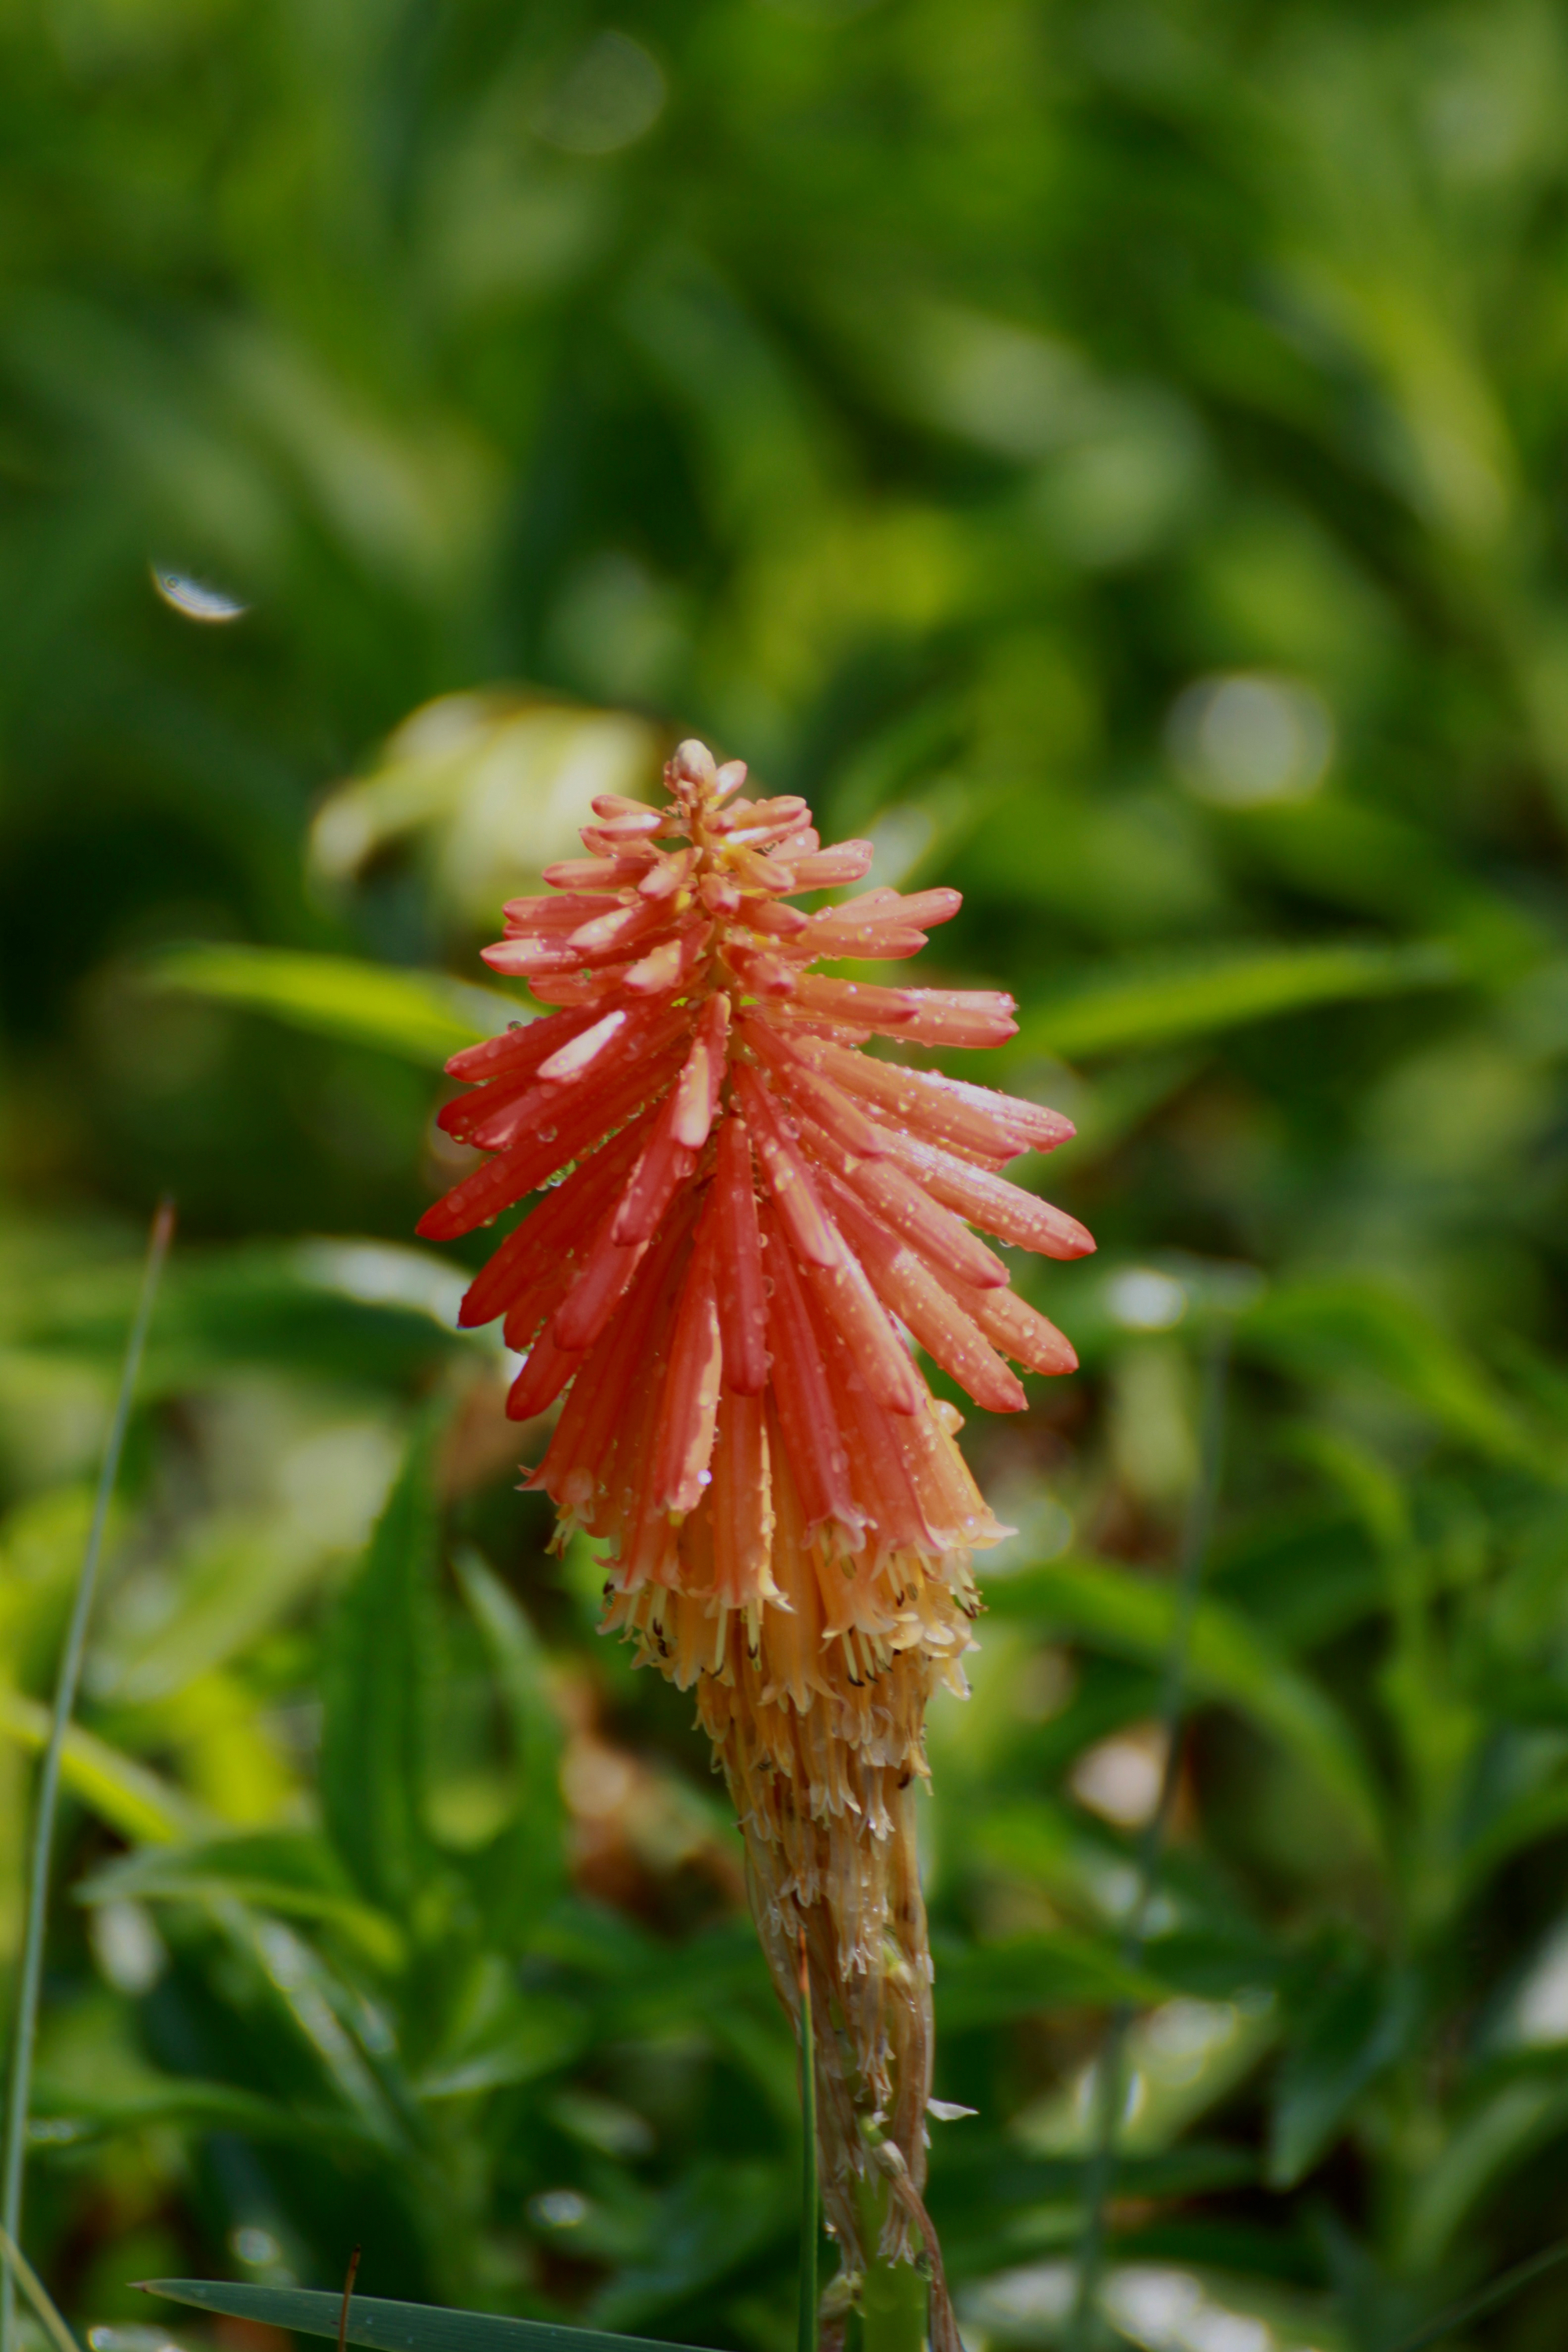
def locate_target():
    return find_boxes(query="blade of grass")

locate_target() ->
[339,2248,362,2352]
[141,2281,719,2352]
[0,2221,81,2352]
[1067,1326,1232,2352]
[798,1931,818,2352]
[1,1200,175,2352]
[1385,2237,1568,2352]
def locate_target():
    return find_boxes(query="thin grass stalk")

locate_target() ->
[797,1934,818,2352]
[0,1201,175,2352]
[1388,2238,1568,2352]
[0,2221,80,2352]
[1067,1325,1231,2352]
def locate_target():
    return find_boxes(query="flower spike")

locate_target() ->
[423,736,1091,2310]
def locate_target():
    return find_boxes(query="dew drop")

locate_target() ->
[150,562,249,623]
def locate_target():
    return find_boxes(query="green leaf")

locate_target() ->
[1011,938,1458,1060]
[414,1951,587,2098]
[1399,2078,1568,2270]
[590,2159,788,2329]
[0,1690,201,1844]
[320,1421,442,1915]
[452,1549,566,1941]
[986,1559,1386,1853]
[75,1834,406,1969]
[142,2281,718,2352]
[935,1932,1166,2028]
[1016,1991,1280,2156]
[1268,1954,1417,2187]
[32,2075,336,2147]
[17,1240,481,1389]
[144,943,519,1067]
[1243,1277,1534,1465]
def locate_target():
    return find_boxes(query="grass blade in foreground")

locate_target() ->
[1,1203,175,2352]
[0,2222,79,2352]
[142,2281,718,2352]
[798,1933,818,2352]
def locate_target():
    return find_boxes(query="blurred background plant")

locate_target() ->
[6,1,1568,2349]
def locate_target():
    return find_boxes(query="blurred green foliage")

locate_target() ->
[6,2,1568,2350]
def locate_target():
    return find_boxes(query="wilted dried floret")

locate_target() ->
[423,739,1091,2323]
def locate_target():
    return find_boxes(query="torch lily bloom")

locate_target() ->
[421,739,1091,2334]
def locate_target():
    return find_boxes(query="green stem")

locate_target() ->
[797,1940,818,2352]
[855,2175,927,2352]
[1,1202,174,2352]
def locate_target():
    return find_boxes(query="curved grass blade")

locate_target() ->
[1,1198,175,2352]
[140,2281,720,2352]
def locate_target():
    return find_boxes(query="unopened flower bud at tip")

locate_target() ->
[672,737,717,789]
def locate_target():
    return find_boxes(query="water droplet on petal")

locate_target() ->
[150,563,249,623]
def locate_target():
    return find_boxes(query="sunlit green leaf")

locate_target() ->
[145,943,519,1066]
[1011,939,1458,1059]
[0,1691,201,1843]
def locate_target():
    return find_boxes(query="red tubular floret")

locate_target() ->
[799,1037,1060,1166]
[789,840,874,888]
[455,1112,655,1327]
[786,974,1018,1048]
[418,1045,684,1238]
[761,1205,866,1544]
[818,1170,1026,1414]
[733,1065,843,1270]
[652,1234,724,1516]
[711,1118,770,1396]
[445,1003,600,1085]
[532,1204,699,1517]
[742,1021,888,1161]
[506,1322,584,1421]
[553,1208,652,1355]
[801,1237,924,1417]
[884,1133,1096,1260]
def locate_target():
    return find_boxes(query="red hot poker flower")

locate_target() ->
[422,739,1091,2325]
